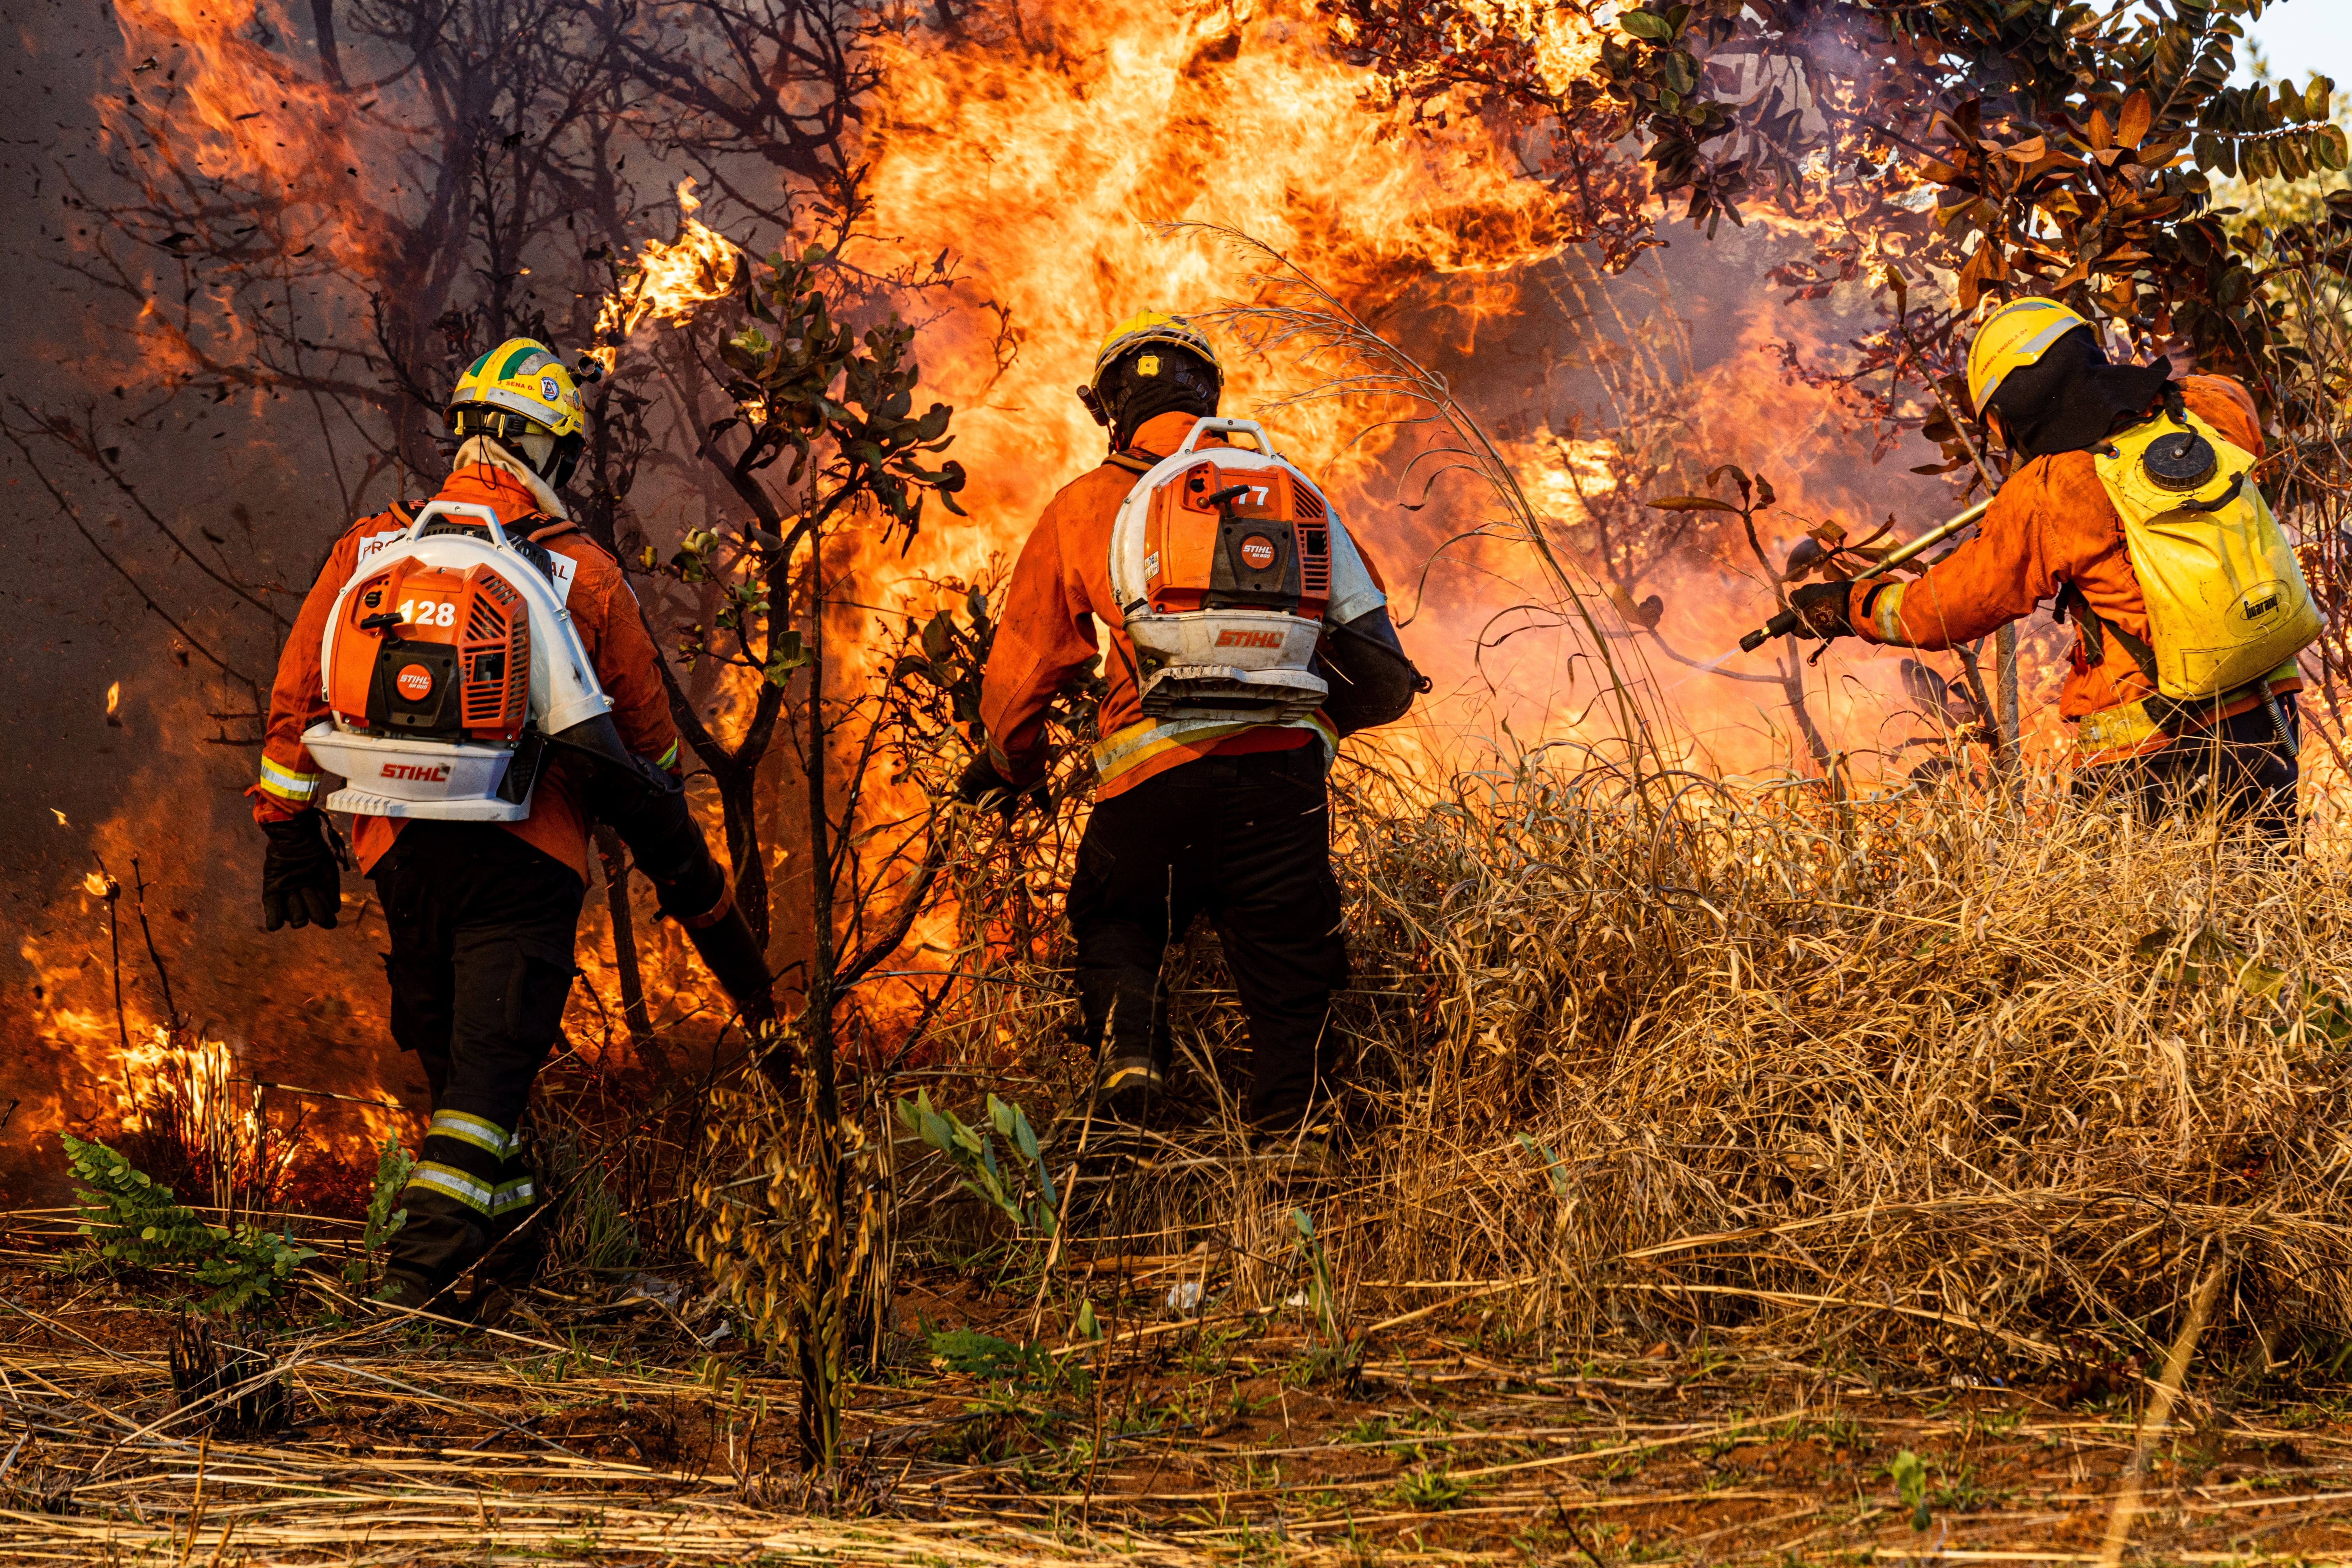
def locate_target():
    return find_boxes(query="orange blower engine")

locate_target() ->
[318,553,544,813]
[1106,417,1332,721]
[299,501,778,1024]
[304,501,606,819]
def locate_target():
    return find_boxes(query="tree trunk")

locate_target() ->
[714,761,769,953]
[796,533,845,1471]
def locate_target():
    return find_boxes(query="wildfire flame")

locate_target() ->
[83,871,116,898]
[587,179,744,374]
[105,680,122,727]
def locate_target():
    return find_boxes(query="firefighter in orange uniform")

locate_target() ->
[1790,298,2313,838]
[252,340,687,1311]
[964,313,1424,1145]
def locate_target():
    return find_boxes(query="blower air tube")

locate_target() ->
[552,716,775,1024]
[1320,609,1431,738]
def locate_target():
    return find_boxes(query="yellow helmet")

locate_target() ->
[1966,297,2091,414]
[448,338,585,441]
[1078,311,1222,427]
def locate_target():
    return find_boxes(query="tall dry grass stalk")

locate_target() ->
[899,748,2352,1375]
[1323,750,2352,1368]
[1163,220,1665,769]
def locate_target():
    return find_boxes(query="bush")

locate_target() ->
[64,1134,316,1315]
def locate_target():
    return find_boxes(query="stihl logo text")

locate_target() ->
[381,762,453,782]
[1214,629,1286,649]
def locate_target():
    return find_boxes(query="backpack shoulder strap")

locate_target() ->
[2055,580,2159,685]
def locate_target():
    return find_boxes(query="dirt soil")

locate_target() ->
[5,1253,2352,1565]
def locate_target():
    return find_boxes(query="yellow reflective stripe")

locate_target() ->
[2011,312,2085,363]
[1870,582,1908,644]
[656,740,680,771]
[1091,718,1256,780]
[426,1110,512,1157]
[257,757,322,803]
[1090,715,1338,786]
[489,1180,536,1217]
[407,1162,494,1214]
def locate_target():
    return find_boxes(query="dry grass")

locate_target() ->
[10,758,2352,1563]
[881,742,2352,1395]
[1329,751,2352,1371]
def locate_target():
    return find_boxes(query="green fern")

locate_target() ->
[64,1133,219,1267]
[62,1134,317,1314]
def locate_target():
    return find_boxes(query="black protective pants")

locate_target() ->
[2080,696,2300,844]
[1068,744,1348,1128]
[370,821,585,1295]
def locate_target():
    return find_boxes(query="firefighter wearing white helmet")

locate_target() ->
[960,311,1429,1158]
[1787,297,2318,837]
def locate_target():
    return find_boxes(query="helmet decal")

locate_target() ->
[448,336,586,442]
[497,342,546,380]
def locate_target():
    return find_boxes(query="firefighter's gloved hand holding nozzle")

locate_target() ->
[260,808,343,931]
[1787,580,1855,643]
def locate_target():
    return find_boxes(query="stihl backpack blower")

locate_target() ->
[1107,418,1334,721]
[301,501,774,1021]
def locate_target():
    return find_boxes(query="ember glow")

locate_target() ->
[588,179,744,375]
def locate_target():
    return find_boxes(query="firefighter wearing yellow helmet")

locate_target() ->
[248,334,754,1318]
[1075,311,1226,450]
[447,338,588,489]
[1786,296,2318,838]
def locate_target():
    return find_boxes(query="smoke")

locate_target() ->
[0,0,1990,1203]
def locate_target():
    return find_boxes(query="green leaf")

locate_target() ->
[927,1327,1043,1381]
[1892,1449,1930,1530]
[1619,9,1672,41]
[762,630,810,686]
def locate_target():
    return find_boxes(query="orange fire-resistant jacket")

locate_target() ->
[980,411,1386,799]
[251,461,680,882]
[1844,374,2297,763]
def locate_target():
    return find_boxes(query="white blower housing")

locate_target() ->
[302,500,612,821]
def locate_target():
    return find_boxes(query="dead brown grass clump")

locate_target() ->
[1318,751,2352,1375]
[870,743,2352,1385]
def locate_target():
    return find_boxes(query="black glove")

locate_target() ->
[1789,580,1856,641]
[955,754,1047,820]
[260,810,343,931]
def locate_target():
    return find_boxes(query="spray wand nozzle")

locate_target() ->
[1731,496,1994,655]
